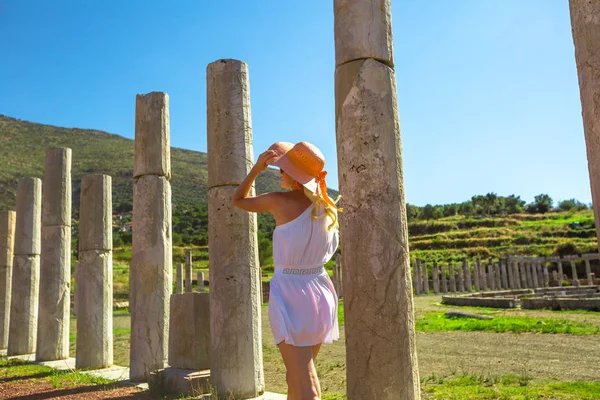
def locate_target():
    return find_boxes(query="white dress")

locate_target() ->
[268,203,340,347]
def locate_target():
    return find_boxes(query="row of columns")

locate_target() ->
[413,256,597,295]
[0,152,114,370]
[174,250,205,294]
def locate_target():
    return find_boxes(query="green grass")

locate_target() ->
[0,358,116,387]
[422,374,600,400]
[415,312,600,335]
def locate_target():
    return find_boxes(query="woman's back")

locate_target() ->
[272,203,339,270]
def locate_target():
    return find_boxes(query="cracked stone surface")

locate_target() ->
[335,56,420,399]
[133,92,171,179]
[130,174,172,381]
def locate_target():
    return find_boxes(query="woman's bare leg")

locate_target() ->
[278,342,321,400]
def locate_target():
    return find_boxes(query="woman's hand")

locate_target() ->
[255,150,276,171]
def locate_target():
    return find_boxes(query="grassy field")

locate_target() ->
[54,296,600,399]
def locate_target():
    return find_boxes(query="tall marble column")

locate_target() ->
[130,92,173,381]
[334,1,420,397]
[207,59,264,398]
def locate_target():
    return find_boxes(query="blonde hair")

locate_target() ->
[302,187,340,231]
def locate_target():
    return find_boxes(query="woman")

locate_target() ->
[232,141,341,400]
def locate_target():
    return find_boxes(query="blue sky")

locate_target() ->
[0,0,591,207]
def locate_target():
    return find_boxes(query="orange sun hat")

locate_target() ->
[266,141,342,212]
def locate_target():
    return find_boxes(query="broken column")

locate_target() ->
[7,177,41,356]
[37,147,71,362]
[130,92,173,381]
[334,1,420,396]
[519,262,528,288]
[440,266,448,293]
[570,260,580,286]
[463,259,472,293]
[500,260,509,289]
[457,263,464,292]
[421,263,429,295]
[207,59,264,398]
[557,261,564,287]
[543,265,550,287]
[473,259,480,292]
[432,263,439,294]
[185,250,193,293]
[536,261,544,288]
[0,211,16,349]
[585,259,593,286]
[176,263,183,294]
[414,259,421,295]
[487,263,494,290]
[197,271,205,293]
[569,0,600,251]
[449,264,457,293]
[76,174,113,369]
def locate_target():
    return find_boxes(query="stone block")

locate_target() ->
[14,178,41,256]
[130,174,172,381]
[42,147,71,227]
[75,249,113,369]
[206,59,255,188]
[79,175,112,252]
[153,368,210,397]
[7,254,40,355]
[134,92,171,179]
[334,0,394,67]
[37,225,71,361]
[168,292,210,370]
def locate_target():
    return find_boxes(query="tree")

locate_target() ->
[505,194,525,214]
[421,204,435,220]
[558,198,588,211]
[458,201,474,216]
[406,204,421,222]
[527,194,553,214]
[443,203,459,217]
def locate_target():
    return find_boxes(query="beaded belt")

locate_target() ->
[281,266,324,275]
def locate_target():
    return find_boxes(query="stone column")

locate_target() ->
[432,263,439,294]
[487,263,494,290]
[543,266,550,287]
[557,261,564,287]
[76,174,113,369]
[197,271,205,293]
[569,0,600,251]
[585,259,593,286]
[463,259,472,293]
[512,262,521,289]
[536,262,544,288]
[506,260,514,289]
[335,1,420,396]
[440,266,448,293]
[176,263,183,294]
[494,263,502,290]
[207,59,264,398]
[499,260,507,289]
[479,259,488,291]
[185,250,193,293]
[449,264,457,293]
[524,262,532,288]
[570,261,580,286]
[519,262,528,289]
[0,211,16,349]
[37,147,71,361]
[130,92,173,381]
[456,264,464,292]
[8,177,41,356]
[421,263,429,295]
[473,259,480,292]
[414,259,421,296]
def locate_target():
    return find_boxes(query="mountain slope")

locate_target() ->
[0,115,297,212]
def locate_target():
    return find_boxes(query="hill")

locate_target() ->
[408,210,598,265]
[0,114,287,212]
